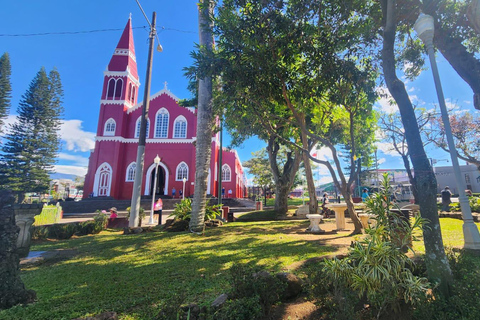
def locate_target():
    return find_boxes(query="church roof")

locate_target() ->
[107,17,138,79]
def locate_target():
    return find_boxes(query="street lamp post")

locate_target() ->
[415,13,480,250]
[149,155,161,225]
[182,177,186,200]
[302,175,305,206]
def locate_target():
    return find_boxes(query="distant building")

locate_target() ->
[83,18,245,199]
[434,164,480,194]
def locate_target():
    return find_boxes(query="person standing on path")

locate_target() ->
[441,186,452,212]
[172,187,176,199]
[154,198,163,225]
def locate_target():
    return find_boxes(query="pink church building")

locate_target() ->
[83,18,246,200]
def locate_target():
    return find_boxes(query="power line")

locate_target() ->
[0,26,196,37]
[0,26,147,37]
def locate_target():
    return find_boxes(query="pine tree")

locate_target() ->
[0,53,12,134]
[0,67,64,202]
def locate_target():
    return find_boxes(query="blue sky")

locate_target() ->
[1,1,477,184]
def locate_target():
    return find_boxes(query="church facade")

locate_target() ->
[83,18,246,200]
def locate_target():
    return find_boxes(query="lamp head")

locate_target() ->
[414,13,435,44]
[183,177,187,183]
[154,154,161,164]
[156,43,163,52]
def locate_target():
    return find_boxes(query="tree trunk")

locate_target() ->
[266,137,301,215]
[0,190,36,310]
[189,0,215,234]
[344,191,362,233]
[381,0,451,294]
[402,154,419,203]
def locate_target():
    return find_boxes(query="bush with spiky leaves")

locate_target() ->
[314,174,430,319]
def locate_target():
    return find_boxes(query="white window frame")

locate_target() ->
[176,162,189,181]
[104,118,116,136]
[154,108,169,138]
[126,162,136,182]
[173,116,187,138]
[135,117,150,138]
[222,164,231,182]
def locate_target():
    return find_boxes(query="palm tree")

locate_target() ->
[189,0,215,233]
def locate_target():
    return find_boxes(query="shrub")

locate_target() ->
[213,296,263,320]
[31,225,49,240]
[47,223,78,240]
[227,264,285,315]
[76,220,96,236]
[93,211,109,232]
[413,249,480,320]
[126,207,145,227]
[314,174,430,319]
[169,198,222,222]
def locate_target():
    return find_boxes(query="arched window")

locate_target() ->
[104,118,116,136]
[114,78,123,100]
[173,116,187,138]
[106,79,115,99]
[176,162,188,181]
[135,117,150,138]
[222,164,231,182]
[154,108,169,138]
[128,83,133,102]
[131,86,136,104]
[94,162,112,196]
[126,162,136,181]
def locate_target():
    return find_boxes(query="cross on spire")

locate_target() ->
[164,81,168,90]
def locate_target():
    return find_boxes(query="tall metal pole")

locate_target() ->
[416,14,480,249]
[217,117,223,205]
[129,12,156,227]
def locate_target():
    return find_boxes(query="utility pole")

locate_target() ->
[129,11,157,227]
[217,117,223,205]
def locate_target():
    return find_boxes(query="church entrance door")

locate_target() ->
[150,166,166,196]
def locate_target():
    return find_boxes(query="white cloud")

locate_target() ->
[375,141,401,157]
[378,158,386,165]
[54,165,88,177]
[57,153,89,166]
[311,146,333,161]
[317,176,333,185]
[60,120,95,152]
[375,87,398,114]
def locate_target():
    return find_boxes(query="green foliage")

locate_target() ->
[0,67,64,201]
[413,249,480,320]
[47,223,77,240]
[227,264,285,316]
[169,198,221,222]
[125,207,146,226]
[243,148,274,189]
[0,52,12,134]
[213,296,263,320]
[315,174,430,319]
[31,225,49,240]
[32,204,62,226]
[94,211,109,230]
[470,197,480,213]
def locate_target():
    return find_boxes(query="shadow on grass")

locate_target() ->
[4,222,341,320]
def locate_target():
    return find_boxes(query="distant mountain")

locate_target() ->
[50,172,79,180]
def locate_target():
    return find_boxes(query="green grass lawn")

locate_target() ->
[2,217,478,320]
[2,220,333,320]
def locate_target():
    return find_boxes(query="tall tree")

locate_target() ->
[212,0,377,225]
[426,110,480,171]
[380,0,452,293]
[378,109,433,203]
[0,68,64,203]
[189,0,215,234]
[0,53,12,134]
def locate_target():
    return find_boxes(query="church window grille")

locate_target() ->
[222,164,231,182]
[155,109,169,138]
[173,117,187,138]
[135,117,150,138]
[176,162,188,181]
[104,118,116,136]
[126,163,136,182]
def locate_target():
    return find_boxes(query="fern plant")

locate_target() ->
[320,174,431,319]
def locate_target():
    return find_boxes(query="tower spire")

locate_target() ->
[107,18,138,79]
